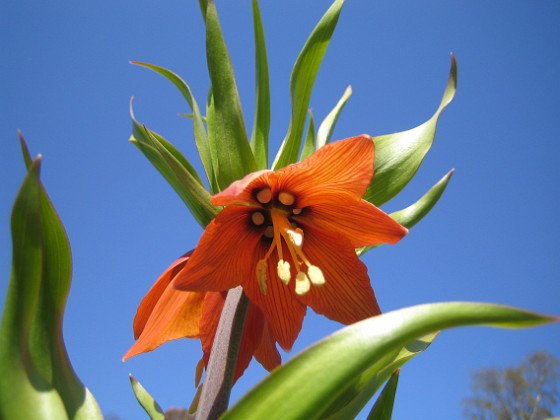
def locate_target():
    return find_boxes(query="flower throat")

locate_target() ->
[250,187,325,296]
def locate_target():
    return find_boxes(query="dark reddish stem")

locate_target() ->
[195,286,249,420]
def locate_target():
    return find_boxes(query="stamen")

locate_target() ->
[286,229,303,247]
[256,187,272,204]
[295,272,311,295]
[256,260,268,294]
[251,211,265,226]
[278,191,296,206]
[277,260,291,284]
[307,265,325,286]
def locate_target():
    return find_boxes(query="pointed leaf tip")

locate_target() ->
[129,374,165,420]
[364,55,458,207]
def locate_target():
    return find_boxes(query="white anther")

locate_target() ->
[286,229,303,247]
[307,265,325,287]
[295,272,311,295]
[277,259,291,284]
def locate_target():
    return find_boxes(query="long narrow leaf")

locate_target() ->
[223,302,555,420]
[131,62,216,191]
[272,0,344,170]
[129,375,165,420]
[300,111,316,161]
[364,54,457,206]
[316,85,352,149]
[130,106,217,227]
[17,139,103,419]
[324,333,437,419]
[367,370,399,420]
[204,0,257,189]
[250,0,271,169]
[357,169,454,256]
[0,157,68,419]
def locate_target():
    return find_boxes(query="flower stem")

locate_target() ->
[195,286,249,420]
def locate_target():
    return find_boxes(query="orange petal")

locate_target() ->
[123,286,206,360]
[174,206,266,292]
[297,226,381,324]
[211,169,271,206]
[243,246,307,351]
[300,197,407,248]
[275,135,375,207]
[254,321,282,372]
[133,252,193,339]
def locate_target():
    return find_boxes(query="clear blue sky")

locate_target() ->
[1,1,559,418]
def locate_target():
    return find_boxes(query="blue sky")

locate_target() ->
[1,1,559,418]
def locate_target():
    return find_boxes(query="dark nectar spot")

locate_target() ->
[251,211,265,226]
[278,191,296,206]
[256,187,272,204]
[263,225,274,238]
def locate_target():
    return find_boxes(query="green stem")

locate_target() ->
[195,286,249,420]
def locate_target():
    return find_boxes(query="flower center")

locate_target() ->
[251,188,325,296]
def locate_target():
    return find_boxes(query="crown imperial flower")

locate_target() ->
[173,135,408,350]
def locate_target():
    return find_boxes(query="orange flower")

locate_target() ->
[123,252,281,383]
[174,135,408,351]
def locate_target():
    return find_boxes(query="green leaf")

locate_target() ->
[391,169,454,229]
[131,62,216,192]
[300,110,316,161]
[130,103,217,227]
[198,0,208,23]
[364,53,457,206]
[357,169,454,256]
[223,302,555,420]
[367,370,399,420]
[21,143,102,419]
[272,0,344,170]
[1,140,102,419]
[204,0,257,189]
[316,85,352,150]
[129,374,165,420]
[324,333,437,419]
[250,0,271,169]
[0,157,68,419]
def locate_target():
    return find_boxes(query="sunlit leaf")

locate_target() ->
[131,62,216,191]
[223,302,555,420]
[0,157,68,419]
[300,111,316,161]
[129,374,165,420]
[20,140,103,419]
[364,54,457,206]
[204,0,257,189]
[390,169,454,229]
[316,85,352,149]
[367,370,399,420]
[324,333,437,419]
[357,170,454,256]
[130,103,217,227]
[250,0,271,169]
[0,141,102,419]
[272,0,344,170]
